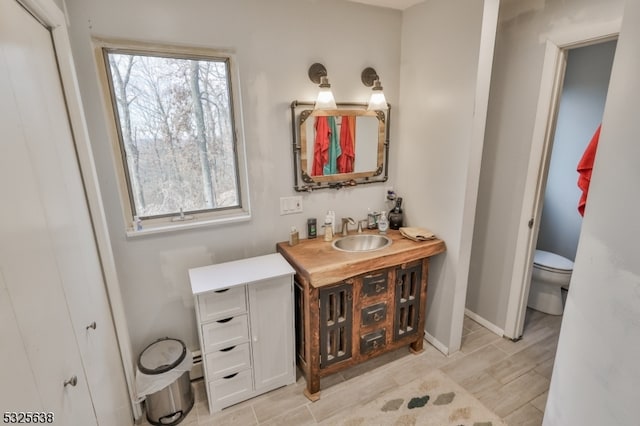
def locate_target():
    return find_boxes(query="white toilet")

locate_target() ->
[527,249,574,315]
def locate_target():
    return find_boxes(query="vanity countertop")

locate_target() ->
[276,229,445,288]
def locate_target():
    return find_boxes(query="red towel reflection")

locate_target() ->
[577,124,601,216]
[337,115,355,173]
[312,116,330,176]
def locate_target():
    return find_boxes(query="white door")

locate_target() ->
[248,277,295,391]
[0,0,130,424]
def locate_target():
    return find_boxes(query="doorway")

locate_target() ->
[537,41,616,259]
[504,27,619,340]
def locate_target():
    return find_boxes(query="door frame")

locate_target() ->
[503,20,621,340]
[18,0,139,418]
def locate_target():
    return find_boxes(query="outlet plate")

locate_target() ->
[280,196,303,215]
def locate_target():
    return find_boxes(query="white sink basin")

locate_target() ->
[332,234,392,252]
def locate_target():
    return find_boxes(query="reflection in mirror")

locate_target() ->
[290,101,390,192]
[304,114,379,175]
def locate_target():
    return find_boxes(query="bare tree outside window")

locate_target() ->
[104,49,241,220]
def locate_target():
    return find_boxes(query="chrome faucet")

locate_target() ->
[341,217,355,236]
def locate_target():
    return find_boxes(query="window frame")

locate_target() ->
[93,38,251,236]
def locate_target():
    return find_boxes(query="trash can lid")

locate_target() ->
[138,337,187,375]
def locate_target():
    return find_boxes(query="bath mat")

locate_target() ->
[321,369,506,426]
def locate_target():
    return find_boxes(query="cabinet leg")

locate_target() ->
[303,371,321,401]
[409,336,425,354]
[303,387,321,402]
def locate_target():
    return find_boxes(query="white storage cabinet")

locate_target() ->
[189,253,296,413]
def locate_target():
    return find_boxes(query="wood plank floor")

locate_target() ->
[140,308,561,426]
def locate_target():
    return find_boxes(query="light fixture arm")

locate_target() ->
[308,63,328,84]
[361,67,380,87]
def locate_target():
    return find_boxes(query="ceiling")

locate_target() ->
[346,0,425,10]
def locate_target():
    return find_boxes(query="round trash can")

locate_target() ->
[137,337,194,426]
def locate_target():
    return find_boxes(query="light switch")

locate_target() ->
[280,196,303,215]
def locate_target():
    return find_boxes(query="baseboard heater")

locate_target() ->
[190,350,203,381]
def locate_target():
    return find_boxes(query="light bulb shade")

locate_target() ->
[315,84,337,109]
[367,87,387,111]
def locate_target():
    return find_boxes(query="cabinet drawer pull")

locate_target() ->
[222,372,239,379]
[217,317,233,323]
[361,302,387,326]
[364,273,384,279]
[220,345,236,352]
[214,288,230,293]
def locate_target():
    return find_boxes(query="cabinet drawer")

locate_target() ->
[361,302,387,326]
[205,343,251,379]
[360,329,386,354]
[208,369,253,411]
[202,314,249,352]
[198,286,247,322]
[362,272,388,297]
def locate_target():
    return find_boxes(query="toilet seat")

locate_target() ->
[533,250,573,274]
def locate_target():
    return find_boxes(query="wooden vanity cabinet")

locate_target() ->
[277,230,445,400]
[294,257,429,400]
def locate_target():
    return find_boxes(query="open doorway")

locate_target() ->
[528,39,616,317]
[504,30,619,340]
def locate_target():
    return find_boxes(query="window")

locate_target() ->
[98,41,250,233]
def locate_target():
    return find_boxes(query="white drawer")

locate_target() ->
[208,369,253,411]
[202,314,249,352]
[205,343,251,379]
[198,286,246,322]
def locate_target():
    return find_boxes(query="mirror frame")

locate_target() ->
[290,101,390,191]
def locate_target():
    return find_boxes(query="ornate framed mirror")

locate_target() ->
[290,101,390,191]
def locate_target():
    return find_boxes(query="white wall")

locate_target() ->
[537,40,616,261]
[467,0,625,329]
[544,0,640,422]
[394,0,498,351]
[63,0,402,356]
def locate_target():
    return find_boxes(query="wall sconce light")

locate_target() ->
[308,63,337,110]
[361,67,387,111]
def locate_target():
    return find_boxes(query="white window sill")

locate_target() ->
[125,211,251,238]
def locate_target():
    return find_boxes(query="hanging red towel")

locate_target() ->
[577,124,601,216]
[312,116,330,176]
[337,115,355,173]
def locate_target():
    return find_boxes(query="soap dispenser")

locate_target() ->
[378,211,389,234]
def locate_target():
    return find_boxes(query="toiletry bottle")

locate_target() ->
[323,219,333,242]
[307,218,317,238]
[378,211,389,234]
[389,197,404,230]
[367,209,377,229]
[326,210,335,234]
[289,226,299,246]
[331,210,336,234]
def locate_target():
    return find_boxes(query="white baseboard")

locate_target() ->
[423,330,449,356]
[464,308,504,337]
